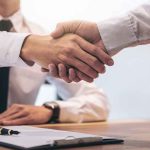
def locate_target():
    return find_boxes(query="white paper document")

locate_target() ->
[0,126,103,149]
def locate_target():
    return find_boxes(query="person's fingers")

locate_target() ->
[48,63,80,83]
[51,23,65,38]
[73,77,81,82]
[68,68,81,82]
[54,64,81,82]
[0,107,19,119]
[75,37,114,66]
[97,41,114,66]
[96,47,114,66]
[1,117,30,125]
[73,42,105,73]
[41,68,49,72]
[49,64,59,78]
[77,71,94,83]
[1,111,28,121]
[68,68,76,81]
[59,55,98,79]
[58,64,71,83]
[74,57,98,79]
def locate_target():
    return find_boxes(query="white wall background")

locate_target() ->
[21,0,150,120]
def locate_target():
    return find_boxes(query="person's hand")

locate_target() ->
[51,20,102,44]
[21,34,108,82]
[48,21,114,82]
[0,104,52,125]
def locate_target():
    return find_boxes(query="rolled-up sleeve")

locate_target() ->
[98,3,150,55]
[0,31,29,67]
[48,77,109,123]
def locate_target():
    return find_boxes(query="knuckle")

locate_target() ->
[92,47,98,55]
[23,109,29,115]
[93,48,98,55]
[70,34,78,42]
[58,54,68,63]
[64,47,72,56]
[70,42,77,49]
[85,67,97,78]
[12,104,21,109]
[18,106,24,111]
[27,116,34,122]
[12,104,18,107]
[92,58,100,66]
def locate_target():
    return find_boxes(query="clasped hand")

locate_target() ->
[45,21,114,83]
[22,21,114,83]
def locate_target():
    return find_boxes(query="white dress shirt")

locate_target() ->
[0,32,28,66]
[0,11,29,67]
[3,10,109,123]
[98,3,150,55]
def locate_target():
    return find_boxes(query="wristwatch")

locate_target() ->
[43,101,60,123]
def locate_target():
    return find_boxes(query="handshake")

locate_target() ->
[21,21,114,83]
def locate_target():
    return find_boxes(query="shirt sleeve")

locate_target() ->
[98,3,150,56]
[47,76,109,123]
[0,31,29,67]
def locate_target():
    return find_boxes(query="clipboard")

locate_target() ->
[0,126,124,150]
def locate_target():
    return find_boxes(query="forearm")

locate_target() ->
[47,77,109,122]
[20,35,54,68]
[56,93,109,123]
[98,3,150,56]
[0,33,51,67]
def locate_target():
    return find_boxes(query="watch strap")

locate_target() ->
[43,101,60,123]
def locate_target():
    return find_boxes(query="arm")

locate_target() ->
[0,31,29,66]
[0,76,108,125]
[48,77,109,123]
[0,31,104,82]
[22,34,105,82]
[0,104,53,125]
[0,78,109,125]
[50,4,150,81]
[99,3,150,55]
[49,21,114,82]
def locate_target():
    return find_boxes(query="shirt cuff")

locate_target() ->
[98,15,138,55]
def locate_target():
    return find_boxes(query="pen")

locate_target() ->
[0,127,20,135]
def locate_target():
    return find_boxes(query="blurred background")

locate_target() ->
[21,0,150,120]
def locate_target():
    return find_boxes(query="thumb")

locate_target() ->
[51,24,65,38]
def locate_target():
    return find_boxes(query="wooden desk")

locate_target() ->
[1,120,150,150]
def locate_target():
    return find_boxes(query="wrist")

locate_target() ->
[41,106,53,122]
[43,101,60,123]
[21,35,54,68]
[20,35,36,65]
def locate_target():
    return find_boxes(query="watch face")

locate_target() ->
[44,102,58,110]
[44,102,54,110]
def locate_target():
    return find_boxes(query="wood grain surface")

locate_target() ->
[1,120,150,150]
